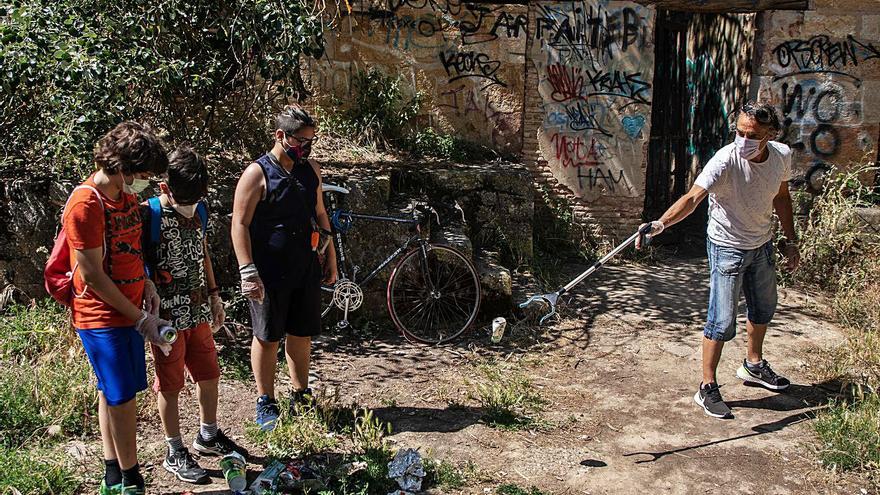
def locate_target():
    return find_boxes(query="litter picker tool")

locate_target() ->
[519,224,653,325]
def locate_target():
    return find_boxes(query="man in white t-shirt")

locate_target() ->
[637,101,800,419]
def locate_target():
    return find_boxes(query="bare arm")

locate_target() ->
[231,163,265,267]
[658,184,709,228]
[772,181,797,242]
[309,159,338,283]
[76,247,143,322]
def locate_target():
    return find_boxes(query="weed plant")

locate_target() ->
[470,362,547,430]
[814,394,880,478]
[786,165,880,484]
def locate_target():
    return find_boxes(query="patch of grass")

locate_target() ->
[0,350,96,446]
[0,300,72,361]
[496,483,549,495]
[246,397,341,459]
[469,362,547,431]
[814,394,880,474]
[423,458,478,490]
[0,302,102,445]
[0,444,80,495]
[246,389,391,464]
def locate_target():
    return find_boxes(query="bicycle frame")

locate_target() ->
[326,210,426,289]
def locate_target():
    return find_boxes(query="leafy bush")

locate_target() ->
[403,127,498,162]
[788,166,880,389]
[0,444,79,495]
[319,68,421,150]
[0,0,326,177]
[814,394,880,475]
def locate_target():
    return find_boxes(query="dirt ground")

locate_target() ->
[70,256,870,494]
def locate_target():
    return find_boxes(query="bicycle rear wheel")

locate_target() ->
[386,244,481,344]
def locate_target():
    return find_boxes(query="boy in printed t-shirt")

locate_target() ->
[65,122,171,495]
[141,146,246,483]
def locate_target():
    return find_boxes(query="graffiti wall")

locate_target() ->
[754,5,880,181]
[531,1,656,203]
[305,1,529,154]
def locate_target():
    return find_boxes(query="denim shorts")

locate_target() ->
[704,239,778,342]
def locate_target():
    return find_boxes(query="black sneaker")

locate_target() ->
[192,429,249,458]
[736,359,791,390]
[162,447,207,483]
[693,382,733,419]
[289,387,314,415]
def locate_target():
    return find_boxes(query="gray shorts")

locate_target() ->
[250,284,322,342]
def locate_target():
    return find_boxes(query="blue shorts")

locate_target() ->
[704,239,778,342]
[77,326,148,406]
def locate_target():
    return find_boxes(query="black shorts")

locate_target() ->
[250,283,322,342]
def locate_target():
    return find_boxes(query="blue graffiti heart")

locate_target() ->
[621,115,646,139]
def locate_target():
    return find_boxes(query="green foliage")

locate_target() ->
[423,458,476,490]
[814,394,880,475]
[320,68,421,149]
[0,350,96,447]
[0,299,71,361]
[496,483,549,495]
[470,362,546,430]
[403,127,498,162]
[0,444,80,495]
[532,184,602,274]
[788,166,880,390]
[0,0,326,177]
[0,304,96,448]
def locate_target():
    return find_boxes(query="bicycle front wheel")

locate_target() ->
[386,244,481,344]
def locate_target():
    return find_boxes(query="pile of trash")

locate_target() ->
[223,448,427,495]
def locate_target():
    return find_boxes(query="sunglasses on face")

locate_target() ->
[286,134,319,146]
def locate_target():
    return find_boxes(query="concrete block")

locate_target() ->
[862,15,880,40]
[803,14,860,39]
[863,80,880,122]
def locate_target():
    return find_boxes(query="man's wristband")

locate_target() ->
[208,287,220,295]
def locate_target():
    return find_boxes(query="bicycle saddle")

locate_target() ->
[322,183,350,195]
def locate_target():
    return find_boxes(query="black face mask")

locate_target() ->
[300,142,312,160]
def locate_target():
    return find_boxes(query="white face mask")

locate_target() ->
[172,203,198,218]
[735,134,763,161]
[123,177,151,194]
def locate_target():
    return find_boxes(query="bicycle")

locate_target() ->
[319,183,482,344]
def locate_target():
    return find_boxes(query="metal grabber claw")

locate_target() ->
[519,291,563,326]
[517,223,653,327]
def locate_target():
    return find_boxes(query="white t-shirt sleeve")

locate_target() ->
[694,149,730,192]
[779,143,793,182]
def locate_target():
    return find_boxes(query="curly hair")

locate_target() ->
[166,145,209,204]
[94,122,168,175]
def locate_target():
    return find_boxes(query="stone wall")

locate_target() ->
[753,0,880,183]
[307,0,657,240]
[307,1,529,154]
[524,1,656,239]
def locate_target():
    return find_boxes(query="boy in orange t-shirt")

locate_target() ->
[65,122,170,495]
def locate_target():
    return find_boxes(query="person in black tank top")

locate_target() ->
[231,106,338,431]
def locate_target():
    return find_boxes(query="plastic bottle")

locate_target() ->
[220,451,247,492]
